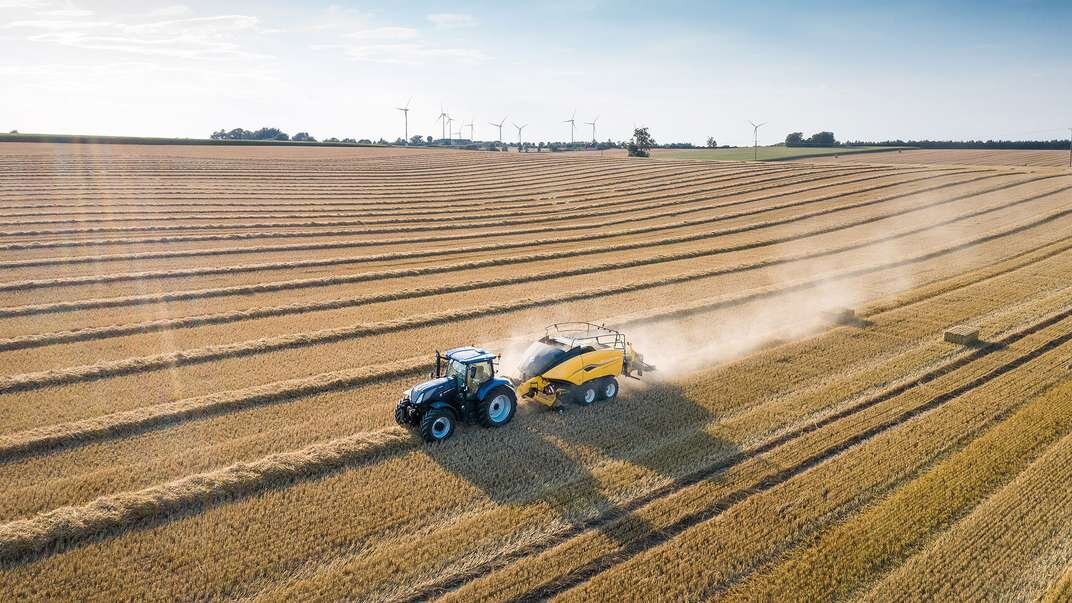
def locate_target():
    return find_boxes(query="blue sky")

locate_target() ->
[2,1,1069,145]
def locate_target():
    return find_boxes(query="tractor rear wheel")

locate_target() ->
[599,377,619,401]
[420,409,456,442]
[479,387,517,427]
[574,382,598,406]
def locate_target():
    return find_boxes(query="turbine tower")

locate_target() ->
[396,97,411,141]
[512,122,527,148]
[464,118,475,141]
[563,110,577,144]
[436,105,449,141]
[446,114,454,144]
[489,116,508,142]
[584,115,599,143]
[749,120,767,161]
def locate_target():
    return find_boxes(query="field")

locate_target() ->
[1,141,1072,600]
[654,146,905,162]
[801,147,1072,168]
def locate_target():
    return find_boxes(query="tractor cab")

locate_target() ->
[395,347,518,442]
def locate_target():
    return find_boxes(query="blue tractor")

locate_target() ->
[394,347,517,442]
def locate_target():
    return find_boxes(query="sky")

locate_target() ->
[2,0,1070,146]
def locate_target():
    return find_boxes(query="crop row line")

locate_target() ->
[0,166,872,224]
[2,177,1066,346]
[0,166,871,237]
[0,167,998,270]
[2,200,1069,396]
[0,165,895,249]
[0,170,1039,314]
[5,229,1070,462]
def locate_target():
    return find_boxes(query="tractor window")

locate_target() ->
[445,359,468,384]
[467,361,493,392]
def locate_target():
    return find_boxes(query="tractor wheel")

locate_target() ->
[599,377,619,401]
[419,409,456,442]
[394,402,410,427]
[574,382,598,406]
[479,387,517,428]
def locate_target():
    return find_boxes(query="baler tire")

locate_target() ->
[574,382,598,406]
[600,378,619,401]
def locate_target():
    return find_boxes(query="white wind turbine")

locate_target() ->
[396,97,411,141]
[563,109,577,143]
[512,122,527,148]
[436,105,449,141]
[584,115,599,143]
[489,116,508,142]
[749,120,767,161]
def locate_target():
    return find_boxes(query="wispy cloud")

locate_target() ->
[8,11,271,59]
[427,13,476,29]
[37,8,93,17]
[344,26,419,41]
[313,41,486,64]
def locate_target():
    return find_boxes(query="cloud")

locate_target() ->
[426,13,477,29]
[344,26,419,41]
[0,0,50,8]
[313,41,486,65]
[37,8,94,17]
[9,12,271,60]
[147,5,190,18]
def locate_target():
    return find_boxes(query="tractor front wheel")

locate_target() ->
[479,387,517,428]
[420,409,456,442]
[394,402,411,427]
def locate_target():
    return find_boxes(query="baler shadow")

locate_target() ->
[424,379,740,552]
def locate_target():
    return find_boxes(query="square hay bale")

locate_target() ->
[823,307,857,325]
[945,325,980,345]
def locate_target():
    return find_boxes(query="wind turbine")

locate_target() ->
[446,114,454,144]
[512,122,527,148]
[396,97,411,142]
[436,105,449,141]
[749,120,767,161]
[584,115,599,143]
[488,116,508,142]
[563,110,577,144]
[464,118,475,141]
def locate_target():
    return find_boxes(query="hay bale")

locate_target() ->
[823,307,857,325]
[945,325,980,345]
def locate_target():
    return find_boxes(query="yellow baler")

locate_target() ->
[513,323,654,407]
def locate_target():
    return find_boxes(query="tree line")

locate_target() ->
[844,138,1071,150]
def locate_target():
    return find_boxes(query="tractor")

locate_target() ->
[394,346,517,442]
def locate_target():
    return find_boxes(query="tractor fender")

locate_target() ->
[426,400,459,420]
[476,377,515,400]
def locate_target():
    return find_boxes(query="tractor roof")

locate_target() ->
[444,346,496,363]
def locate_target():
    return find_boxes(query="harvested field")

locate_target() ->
[1,141,1071,601]
[800,147,1072,168]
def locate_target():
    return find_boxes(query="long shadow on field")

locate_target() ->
[422,379,740,586]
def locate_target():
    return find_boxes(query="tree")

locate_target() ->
[785,132,804,146]
[706,136,717,148]
[410,134,424,145]
[806,131,836,145]
[425,135,433,144]
[342,138,357,143]
[292,132,316,142]
[627,127,655,157]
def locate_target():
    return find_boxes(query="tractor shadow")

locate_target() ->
[423,379,741,552]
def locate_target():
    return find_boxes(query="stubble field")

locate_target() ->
[1,142,1071,601]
